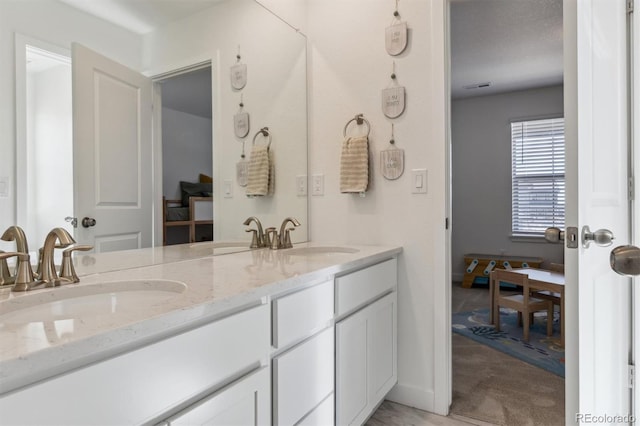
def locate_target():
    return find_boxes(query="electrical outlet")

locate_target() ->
[312,174,324,196]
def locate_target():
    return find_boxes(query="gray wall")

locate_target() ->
[451,85,565,281]
[162,107,213,200]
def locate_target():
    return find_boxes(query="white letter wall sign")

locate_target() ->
[230,63,247,90]
[385,22,408,56]
[382,86,406,118]
[234,112,250,138]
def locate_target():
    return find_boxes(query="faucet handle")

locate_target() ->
[0,250,12,286]
[245,228,260,249]
[0,252,36,292]
[282,227,296,249]
[60,245,93,283]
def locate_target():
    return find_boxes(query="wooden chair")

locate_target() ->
[530,263,563,325]
[491,269,554,342]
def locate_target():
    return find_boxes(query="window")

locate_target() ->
[511,117,565,236]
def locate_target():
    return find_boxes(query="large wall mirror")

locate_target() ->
[1,0,307,268]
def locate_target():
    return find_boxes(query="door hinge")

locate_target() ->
[629,0,634,14]
[446,218,449,230]
[629,365,635,389]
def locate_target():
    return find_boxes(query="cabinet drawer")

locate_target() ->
[298,394,334,426]
[0,304,270,426]
[164,367,270,426]
[272,280,333,349]
[335,258,397,317]
[273,327,334,426]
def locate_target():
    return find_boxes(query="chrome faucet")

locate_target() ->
[1,225,29,283]
[40,227,76,287]
[277,217,301,249]
[243,216,266,248]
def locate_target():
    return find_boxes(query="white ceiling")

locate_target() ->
[450,0,563,99]
[57,0,224,34]
[55,0,563,104]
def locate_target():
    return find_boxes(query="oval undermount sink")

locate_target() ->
[284,246,360,256]
[0,279,187,324]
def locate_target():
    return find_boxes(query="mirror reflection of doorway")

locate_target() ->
[19,41,73,261]
[158,66,213,245]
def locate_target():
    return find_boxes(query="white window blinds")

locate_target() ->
[511,117,565,236]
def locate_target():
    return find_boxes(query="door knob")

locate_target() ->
[610,245,640,276]
[581,226,614,248]
[544,227,565,243]
[65,216,78,228]
[81,217,96,228]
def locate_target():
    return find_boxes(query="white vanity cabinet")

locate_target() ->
[271,279,335,426]
[0,303,270,426]
[335,259,398,426]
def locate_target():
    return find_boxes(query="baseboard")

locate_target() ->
[452,272,464,282]
[385,383,436,414]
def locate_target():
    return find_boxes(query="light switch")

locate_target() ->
[0,177,8,198]
[296,175,307,196]
[312,174,324,196]
[411,169,427,194]
[223,179,233,198]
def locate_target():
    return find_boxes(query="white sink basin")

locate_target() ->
[284,246,360,256]
[0,279,187,324]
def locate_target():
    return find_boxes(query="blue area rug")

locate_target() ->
[452,307,565,377]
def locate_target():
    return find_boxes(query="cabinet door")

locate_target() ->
[166,367,270,426]
[335,292,397,426]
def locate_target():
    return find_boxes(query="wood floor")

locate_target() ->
[366,400,494,426]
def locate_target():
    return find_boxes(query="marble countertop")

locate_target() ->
[0,242,401,395]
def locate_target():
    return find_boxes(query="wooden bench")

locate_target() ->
[462,253,543,288]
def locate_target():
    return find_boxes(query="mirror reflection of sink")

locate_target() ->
[0,279,187,324]
[284,246,360,256]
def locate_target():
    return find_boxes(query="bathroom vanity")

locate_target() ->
[0,243,400,425]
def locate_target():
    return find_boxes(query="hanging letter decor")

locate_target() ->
[382,64,405,119]
[234,112,250,138]
[385,2,408,56]
[230,48,247,90]
[236,142,249,187]
[380,124,405,180]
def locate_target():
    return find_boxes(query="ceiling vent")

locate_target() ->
[463,82,492,90]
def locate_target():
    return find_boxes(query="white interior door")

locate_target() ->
[568,0,633,423]
[72,43,152,252]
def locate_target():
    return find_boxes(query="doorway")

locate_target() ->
[154,65,214,245]
[15,35,73,262]
[447,0,565,423]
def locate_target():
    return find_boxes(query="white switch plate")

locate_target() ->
[0,177,8,198]
[312,174,324,196]
[296,175,307,196]
[411,169,427,194]
[223,179,233,198]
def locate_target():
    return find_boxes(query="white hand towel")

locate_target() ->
[246,145,274,196]
[340,136,369,193]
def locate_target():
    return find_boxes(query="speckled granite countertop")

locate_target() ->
[0,242,401,395]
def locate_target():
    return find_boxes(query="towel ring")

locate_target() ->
[343,114,371,138]
[252,127,272,148]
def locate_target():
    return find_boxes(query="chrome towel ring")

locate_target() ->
[252,127,272,148]
[343,114,371,138]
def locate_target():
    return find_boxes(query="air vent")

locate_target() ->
[463,82,492,90]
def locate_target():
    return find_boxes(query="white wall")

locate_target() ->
[161,107,213,200]
[0,0,143,249]
[300,0,448,413]
[451,86,565,281]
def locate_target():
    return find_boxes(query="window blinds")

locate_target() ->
[511,117,565,236]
